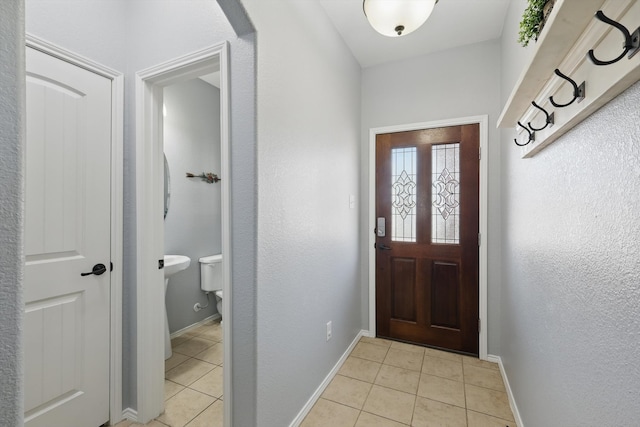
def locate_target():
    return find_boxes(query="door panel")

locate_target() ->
[431,261,460,329]
[391,258,416,322]
[376,124,479,355]
[24,293,83,412]
[24,47,111,427]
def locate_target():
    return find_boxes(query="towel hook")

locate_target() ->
[186,172,220,183]
[527,101,554,132]
[514,121,535,147]
[549,69,585,108]
[588,10,640,66]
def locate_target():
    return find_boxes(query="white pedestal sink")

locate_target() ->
[164,255,191,359]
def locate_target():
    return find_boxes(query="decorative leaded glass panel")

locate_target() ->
[391,147,417,242]
[432,143,460,244]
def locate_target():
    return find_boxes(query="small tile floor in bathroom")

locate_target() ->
[301,337,517,427]
[115,318,224,427]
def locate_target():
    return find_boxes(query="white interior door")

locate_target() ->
[24,46,112,427]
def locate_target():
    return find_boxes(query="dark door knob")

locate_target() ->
[81,263,107,277]
[378,244,392,251]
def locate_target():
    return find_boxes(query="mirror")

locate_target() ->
[164,154,170,219]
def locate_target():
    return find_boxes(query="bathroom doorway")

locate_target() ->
[161,73,225,424]
[135,43,231,425]
[163,75,223,339]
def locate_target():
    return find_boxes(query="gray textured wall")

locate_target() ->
[500,0,640,424]
[225,29,258,427]
[240,1,362,425]
[120,0,257,417]
[164,78,222,332]
[0,1,25,425]
[361,40,503,354]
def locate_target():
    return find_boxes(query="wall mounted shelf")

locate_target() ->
[498,0,640,158]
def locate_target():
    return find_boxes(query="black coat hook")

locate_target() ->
[514,121,535,147]
[527,101,554,132]
[588,10,640,66]
[549,69,585,108]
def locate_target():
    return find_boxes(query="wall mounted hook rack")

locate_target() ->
[527,101,555,132]
[588,10,640,65]
[499,0,640,158]
[514,121,535,147]
[549,69,585,108]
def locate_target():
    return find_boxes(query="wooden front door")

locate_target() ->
[24,47,112,426]
[375,124,479,355]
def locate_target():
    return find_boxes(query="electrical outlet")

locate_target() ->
[326,321,332,341]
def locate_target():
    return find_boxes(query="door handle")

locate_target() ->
[81,263,107,276]
[378,244,392,251]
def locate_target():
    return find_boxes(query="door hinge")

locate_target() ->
[479,146,482,160]
[478,318,481,333]
[158,259,164,269]
[478,233,481,246]
[110,262,113,272]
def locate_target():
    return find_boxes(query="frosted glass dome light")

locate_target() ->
[363,0,437,37]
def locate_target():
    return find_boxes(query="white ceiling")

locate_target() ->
[318,0,512,68]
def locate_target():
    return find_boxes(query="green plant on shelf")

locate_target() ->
[518,0,551,47]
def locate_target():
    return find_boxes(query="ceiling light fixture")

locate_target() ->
[363,0,438,37]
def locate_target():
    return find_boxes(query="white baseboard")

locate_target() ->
[289,330,368,427]
[170,313,221,339]
[120,408,138,423]
[487,354,524,427]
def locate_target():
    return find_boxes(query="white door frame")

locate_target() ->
[24,34,125,423]
[135,42,232,425]
[368,115,489,359]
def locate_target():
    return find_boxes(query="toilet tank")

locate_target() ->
[199,254,223,292]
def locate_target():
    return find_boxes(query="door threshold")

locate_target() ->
[375,335,479,358]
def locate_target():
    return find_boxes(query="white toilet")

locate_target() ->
[199,254,223,320]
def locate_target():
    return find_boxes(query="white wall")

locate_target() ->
[361,40,503,354]
[239,0,362,425]
[24,0,258,421]
[26,0,127,71]
[164,78,222,331]
[0,1,25,424]
[123,2,257,420]
[500,0,640,424]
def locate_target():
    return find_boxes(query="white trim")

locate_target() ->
[25,33,125,425]
[135,66,165,425]
[169,314,221,339]
[25,35,122,79]
[288,330,368,427]
[109,69,125,427]
[478,115,489,360]
[367,115,489,359]
[218,43,233,427]
[121,408,138,422]
[135,42,232,425]
[487,354,525,427]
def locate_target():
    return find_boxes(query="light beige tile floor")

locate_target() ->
[115,332,516,427]
[302,337,518,427]
[113,319,224,427]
